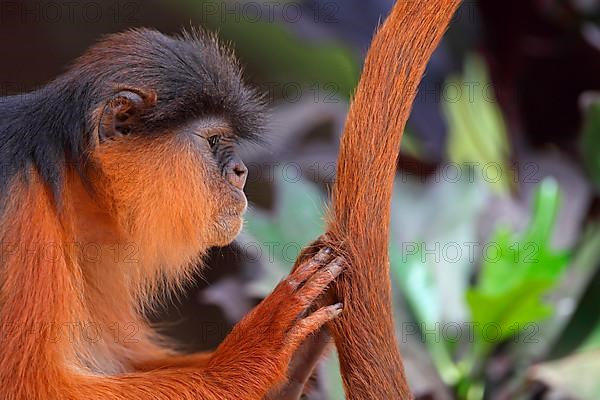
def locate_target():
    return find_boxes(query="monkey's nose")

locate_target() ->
[226,159,248,190]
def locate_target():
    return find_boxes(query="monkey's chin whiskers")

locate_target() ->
[225,189,248,215]
[207,213,244,247]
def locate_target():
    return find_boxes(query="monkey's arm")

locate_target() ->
[133,246,337,400]
[71,248,343,400]
[263,329,332,400]
[133,352,213,371]
[1,179,343,400]
[265,240,343,400]
[134,331,331,400]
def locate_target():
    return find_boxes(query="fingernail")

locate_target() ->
[315,247,332,261]
[328,263,343,277]
[333,303,344,316]
[330,257,344,267]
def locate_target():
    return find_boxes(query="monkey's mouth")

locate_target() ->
[223,188,248,217]
[210,190,247,246]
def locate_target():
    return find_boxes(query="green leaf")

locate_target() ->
[512,225,600,362]
[390,178,487,325]
[466,279,554,353]
[467,179,570,369]
[389,177,488,385]
[444,55,511,194]
[551,226,600,357]
[478,178,570,296]
[581,99,600,188]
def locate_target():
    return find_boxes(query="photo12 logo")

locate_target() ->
[198,1,340,24]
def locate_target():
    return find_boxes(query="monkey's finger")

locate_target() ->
[287,303,343,349]
[296,257,344,308]
[287,247,333,290]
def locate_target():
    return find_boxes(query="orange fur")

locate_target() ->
[324,1,462,398]
[0,123,343,399]
[1,3,461,398]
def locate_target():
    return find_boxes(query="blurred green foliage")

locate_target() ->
[228,0,600,393]
[239,53,593,399]
[243,172,325,297]
[444,56,512,194]
[174,0,360,97]
[468,179,569,354]
[170,2,600,394]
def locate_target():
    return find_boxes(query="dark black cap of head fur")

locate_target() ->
[0,28,266,205]
[75,28,266,138]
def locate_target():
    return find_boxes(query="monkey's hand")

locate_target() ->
[262,237,341,400]
[205,247,344,398]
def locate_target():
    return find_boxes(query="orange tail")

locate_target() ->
[326,1,462,398]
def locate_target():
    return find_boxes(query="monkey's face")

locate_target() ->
[190,118,250,246]
[88,90,250,268]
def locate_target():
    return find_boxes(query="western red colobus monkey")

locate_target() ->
[0,29,344,400]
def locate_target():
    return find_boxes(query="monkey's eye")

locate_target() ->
[207,135,221,149]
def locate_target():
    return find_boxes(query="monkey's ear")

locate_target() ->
[98,89,156,141]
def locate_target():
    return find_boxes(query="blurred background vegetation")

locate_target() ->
[2,0,600,398]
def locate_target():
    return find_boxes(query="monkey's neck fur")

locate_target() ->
[0,169,194,376]
[0,100,210,375]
